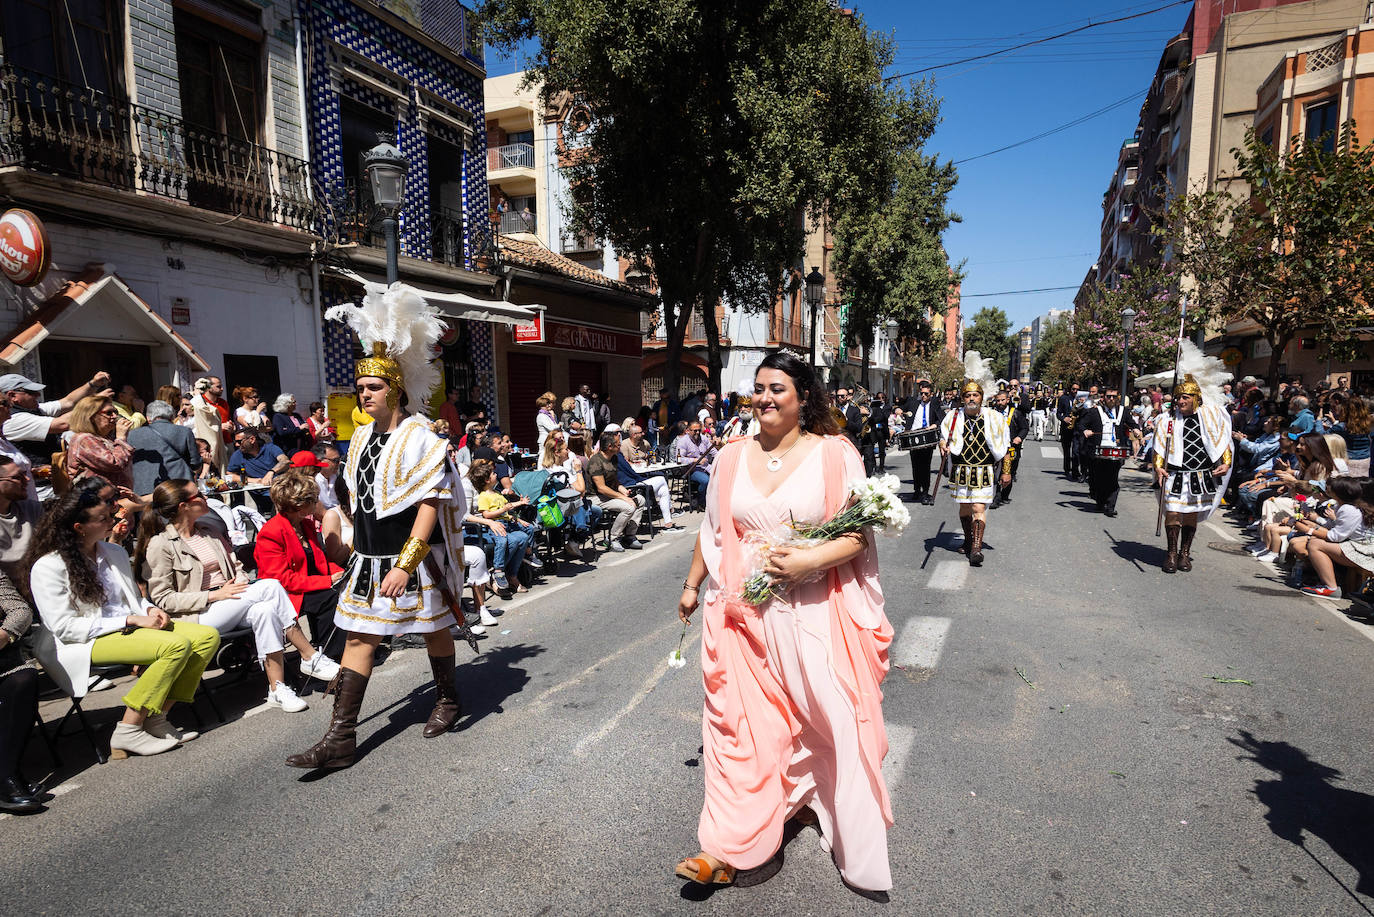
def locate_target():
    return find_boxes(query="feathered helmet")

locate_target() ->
[1173,374,1203,401]
[961,351,996,398]
[1171,341,1231,407]
[325,283,445,413]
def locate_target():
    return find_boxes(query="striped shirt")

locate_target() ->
[184,533,229,590]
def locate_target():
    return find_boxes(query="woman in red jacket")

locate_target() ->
[254,473,348,664]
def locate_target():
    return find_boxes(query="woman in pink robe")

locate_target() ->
[675,352,895,892]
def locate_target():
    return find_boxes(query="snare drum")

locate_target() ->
[1096,445,1129,462]
[896,425,939,450]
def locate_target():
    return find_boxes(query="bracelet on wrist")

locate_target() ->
[682,581,700,592]
[396,537,431,574]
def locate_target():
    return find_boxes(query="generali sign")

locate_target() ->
[515,317,641,357]
[0,209,50,287]
[513,312,544,344]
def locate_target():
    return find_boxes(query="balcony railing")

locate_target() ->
[561,230,598,253]
[498,210,536,235]
[0,65,320,233]
[771,317,806,347]
[488,142,534,171]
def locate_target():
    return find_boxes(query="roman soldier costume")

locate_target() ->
[1151,374,1232,573]
[940,375,1009,566]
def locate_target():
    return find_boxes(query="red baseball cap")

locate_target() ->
[289,450,328,469]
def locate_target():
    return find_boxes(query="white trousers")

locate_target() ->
[1030,410,1046,439]
[640,475,672,523]
[463,544,490,586]
[197,579,296,662]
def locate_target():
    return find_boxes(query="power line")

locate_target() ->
[960,285,1080,298]
[883,0,1191,81]
[951,90,1141,165]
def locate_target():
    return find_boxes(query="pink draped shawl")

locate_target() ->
[696,434,894,867]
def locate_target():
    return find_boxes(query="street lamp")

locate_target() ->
[884,320,899,404]
[364,133,409,284]
[804,266,825,370]
[1120,307,1137,398]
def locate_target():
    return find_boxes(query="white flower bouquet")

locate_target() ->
[736,473,910,606]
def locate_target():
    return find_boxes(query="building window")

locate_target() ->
[1304,100,1338,153]
[1,0,123,96]
[174,3,264,143]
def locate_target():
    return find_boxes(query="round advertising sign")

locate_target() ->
[0,209,51,287]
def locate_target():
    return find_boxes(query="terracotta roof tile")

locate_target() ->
[498,234,652,300]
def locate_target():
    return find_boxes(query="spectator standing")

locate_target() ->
[575,384,598,435]
[306,402,335,444]
[559,395,579,429]
[225,429,288,486]
[1,370,112,500]
[112,384,147,429]
[593,393,612,432]
[66,396,135,493]
[156,384,183,414]
[29,490,220,757]
[271,394,309,455]
[438,387,464,434]
[653,389,680,436]
[233,387,266,431]
[587,432,645,551]
[127,400,201,497]
[535,392,560,447]
[191,377,230,472]
[136,480,339,712]
[460,384,488,427]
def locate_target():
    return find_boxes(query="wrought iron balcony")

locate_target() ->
[322,182,496,274]
[488,142,534,171]
[771,317,807,347]
[0,65,320,233]
[561,229,599,253]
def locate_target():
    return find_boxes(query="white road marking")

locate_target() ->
[1203,521,1240,543]
[530,617,680,708]
[1039,446,1062,460]
[1304,594,1374,646]
[926,560,968,592]
[573,655,677,757]
[893,616,952,670]
[491,578,573,612]
[882,724,917,791]
[241,702,272,718]
[48,781,80,796]
[601,538,677,567]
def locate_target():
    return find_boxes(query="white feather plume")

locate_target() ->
[325,282,445,415]
[1175,339,1232,407]
[962,350,996,395]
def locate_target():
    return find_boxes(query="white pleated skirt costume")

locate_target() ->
[940,407,1008,505]
[1152,405,1233,520]
[334,416,468,636]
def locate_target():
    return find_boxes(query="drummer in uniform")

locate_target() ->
[901,381,944,505]
[1079,386,1135,517]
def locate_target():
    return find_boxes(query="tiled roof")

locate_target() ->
[498,234,652,299]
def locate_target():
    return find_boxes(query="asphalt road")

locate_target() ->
[9,442,1374,916]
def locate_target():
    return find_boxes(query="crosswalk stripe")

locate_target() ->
[926,560,967,592]
[882,724,917,790]
[1039,446,1061,460]
[893,615,952,669]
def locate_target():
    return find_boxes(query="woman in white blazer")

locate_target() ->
[29,489,220,758]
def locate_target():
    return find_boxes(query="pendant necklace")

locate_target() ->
[762,433,805,472]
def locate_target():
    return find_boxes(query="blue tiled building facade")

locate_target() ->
[301,0,494,390]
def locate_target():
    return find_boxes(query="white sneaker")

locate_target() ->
[267,681,308,713]
[88,675,116,691]
[300,652,341,683]
[109,722,178,759]
[479,606,499,626]
[1245,542,1268,555]
[143,712,198,743]
[1255,551,1278,563]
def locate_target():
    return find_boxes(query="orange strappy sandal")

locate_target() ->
[674,855,736,885]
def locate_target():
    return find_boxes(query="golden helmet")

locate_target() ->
[961,378,984,397]
[1173,374,1202,401]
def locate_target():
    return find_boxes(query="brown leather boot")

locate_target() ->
[285,667,368,769]
[1178,525,1196,572]
[959,515,973,555]
[969,518,985,567]
[1163,524,1180,574]
[423,654,462,738]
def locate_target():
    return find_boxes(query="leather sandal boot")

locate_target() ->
[1178,525,1196,572]
[286,667,368,769]
[959,516,973,555]
[423,654,462,737]
[969,518,985,567]
[1163,525,1180,574]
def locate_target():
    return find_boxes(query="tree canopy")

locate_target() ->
[1159,126,1374,388]
[962,306,1012,376]
[479,0,935,393]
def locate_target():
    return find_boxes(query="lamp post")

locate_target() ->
[1120,307,1137,399]
[804,266,825,371]
[364,133,409,285]
[884,319,898,404]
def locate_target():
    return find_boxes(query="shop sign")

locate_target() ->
[1252,339,1272,359]
[513,312,545,344]
[0,209,51,287]
[545,319,641,357]
[1219,346,1244,367]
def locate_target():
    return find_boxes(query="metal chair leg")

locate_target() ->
[70,698,107,765]
[33,699,61,768]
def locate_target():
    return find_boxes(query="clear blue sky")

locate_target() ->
[485,1,1191,334]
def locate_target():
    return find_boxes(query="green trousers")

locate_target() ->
[88,622,220,715]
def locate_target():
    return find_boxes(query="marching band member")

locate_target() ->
[939,354,1009,567]
[900,381,944,505]
[990,389,1027,508]
[1152,373,1233,573]
[1080,386,1137,517]
[287,284,470,771]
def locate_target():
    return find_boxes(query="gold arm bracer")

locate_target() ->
[396,537,431,575]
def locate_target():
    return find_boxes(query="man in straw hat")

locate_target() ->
[939,369,1010,567]
[1151,374,1232,573]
